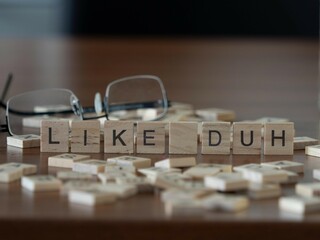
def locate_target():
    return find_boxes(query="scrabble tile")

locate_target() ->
[248,183,281,199]
[202,194,249,212]
[261,160,304,173]
[61,180,100,194]
[96,183,138,199]
[48,153,90,168]
[1,162,37,175]
[0,166,23,183]
[161,189,214,203]
[72,159,106,174]
[107,156,151,169]
[116,176,153,193]
[71,120,100,153]
[279,196,320,215]
[7,134,40,148]
[169,122,198,154]
[296,182,320,198]
[155,157,196,168]
[21,175,62,192]
[136,122,166,154]
[232,122,262,155]
[98,171,137,184]
[183,164,221,179]
[313,168,320,180]
[41,120,69,152]
[68,188,117,206]
[195,108,236,121]
[294,136,319,150]
[164,198,204,216]
[201,122,231,155]
[105,164,136,173]
[280,170,299,184]
[205,163,232,173]
[233,163,264,172]
[151,172,206,191]
[305,145,320,157]
[138,167,182,177]
[104,121,134,154]
[204,172,249,192]
[263,122,294,155]
[254,117,289,123]
[56,171,93,181]
[241,167,288,183]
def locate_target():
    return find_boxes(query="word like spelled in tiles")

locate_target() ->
[39,120,294,155]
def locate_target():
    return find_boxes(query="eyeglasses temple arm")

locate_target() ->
[1,73,13,102]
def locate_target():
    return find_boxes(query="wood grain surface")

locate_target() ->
[0,38,319,239]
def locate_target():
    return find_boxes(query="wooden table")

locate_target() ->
[0,38,319,240]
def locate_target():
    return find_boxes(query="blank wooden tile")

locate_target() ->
[169,122,198,154]
[153,173,207,192]
[296,182,320,198]
[98,171,137,184]
[95,183,138,199]
[279,196,320,215]
[205,163,232,173]
[48,153,90,168]
[107,155,151,169]
[280,170,299,184]
[21,175,62,192]
[195,108,235,121]
[104,121,134,154]
[164,198,204,216]
[248,183,281,199]
[71,120,100,153]
[241,167,288,183]
[294,136,319,150]
[68,188,117,206]
[56,171,93,181]
[0,166,23,183]
[136,122,165,154]
[204,173,248,192]
[232,122,262,155]
[264,122,294,155]
[61,180,100,194]
[7,134,40,148]
[305,145,320,157]
[201,122,231,155]
[104,164,136,173]
[138,167,182,177]
[155,157,196,168]
[1,162,37,175]
[72,159,106,174]
[202,194,249,212]
[41,120,69,152]
[183,164,221,179]
[261,160,304,173]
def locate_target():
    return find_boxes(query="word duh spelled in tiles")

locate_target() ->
[40,120,294,155]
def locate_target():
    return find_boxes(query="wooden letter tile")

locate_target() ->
[72,159,106,174]
[7,134,40,148]
[71,120,100,153]
[201,122,231,155]
[41,120,69,152]
[107,155,151,169]
[0,165,23,183]
[169,122,198,154]
[48,153,90,168]
[294,136,319,150]
[21,175,62,192]
[232,122,262,155]
[136,122,166,154]
[104,121,134,154]
[263,122,294,155]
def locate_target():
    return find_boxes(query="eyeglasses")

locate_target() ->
[0,74,170,136]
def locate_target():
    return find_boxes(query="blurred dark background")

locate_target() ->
[0,0,318,38]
